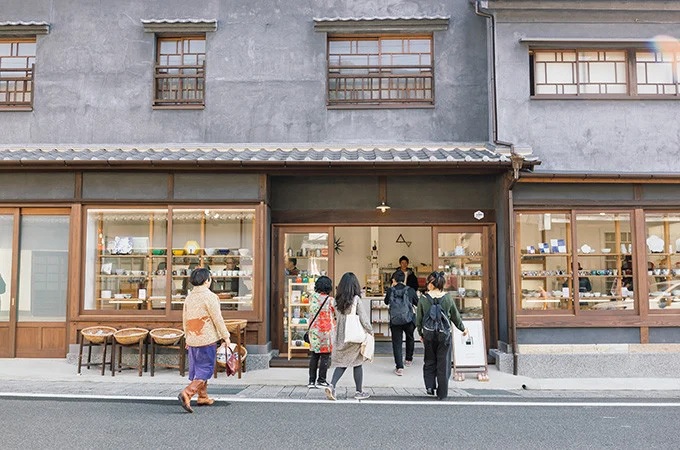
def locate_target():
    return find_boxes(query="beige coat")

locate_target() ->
[331,295,373,367]
[182,284,230,347]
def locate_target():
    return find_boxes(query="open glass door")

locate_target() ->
[433,226,496,350]
[274,227,332,359]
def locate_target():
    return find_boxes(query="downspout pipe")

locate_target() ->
[474,0,520,375]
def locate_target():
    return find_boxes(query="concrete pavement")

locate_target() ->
[2,356,680,401]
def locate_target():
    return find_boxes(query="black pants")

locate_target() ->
[390,321,416,369]
[308,352,330,384]
[422,331,452,400]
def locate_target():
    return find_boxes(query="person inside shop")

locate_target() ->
[285,257,299,276]
[384,270,419,376]
[562,262,592,293]
[393,255,419,292]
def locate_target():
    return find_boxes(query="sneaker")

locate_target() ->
[324,386,336,401]
[426,388,436,396]
[316,381,330,388]
[405,360,413,367]
[354,391,371,400]
[394,368,404,376]
[307,382,317,389]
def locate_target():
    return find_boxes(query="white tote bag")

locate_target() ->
[344,297,367,344]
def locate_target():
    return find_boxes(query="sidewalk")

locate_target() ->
[2,356,680,400]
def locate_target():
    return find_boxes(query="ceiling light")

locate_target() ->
[376,202,391,213]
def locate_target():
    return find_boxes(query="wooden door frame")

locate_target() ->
[432,224,498,354]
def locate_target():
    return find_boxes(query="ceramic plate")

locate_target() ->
[580,244,592,254]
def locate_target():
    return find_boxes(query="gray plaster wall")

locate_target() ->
[1,0,489,145]
[494,21,680,174]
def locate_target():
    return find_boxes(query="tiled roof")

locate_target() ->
[140,19,217,25]
[0,144,539,167]
[0,21,49,26]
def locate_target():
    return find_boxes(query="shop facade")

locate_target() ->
[486,0,680,375]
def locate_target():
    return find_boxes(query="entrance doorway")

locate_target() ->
[272,224,496,358]
[0,208,71,358]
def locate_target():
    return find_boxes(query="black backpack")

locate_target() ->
[422,293,451,340]
[389,286,414,325]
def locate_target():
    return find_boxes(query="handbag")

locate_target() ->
[225,345,239,377]
[344,297,367,344]
[304,295,329,344]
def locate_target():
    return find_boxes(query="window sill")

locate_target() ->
[0,106,33,112]
[152,104,205,110]
[531,95,680,100]
[327,103,435,110]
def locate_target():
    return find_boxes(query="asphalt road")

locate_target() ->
[3,398,680,449]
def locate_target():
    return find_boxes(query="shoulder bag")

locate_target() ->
[344,297,367,344]
[303,295,329,344]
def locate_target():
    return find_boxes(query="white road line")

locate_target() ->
[1,392,680,407]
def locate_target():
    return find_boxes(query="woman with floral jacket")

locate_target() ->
[307,275,335,388]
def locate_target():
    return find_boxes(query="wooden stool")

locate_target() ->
[149,328,186,377]
[112,328,148,377]
[78,326,117,375]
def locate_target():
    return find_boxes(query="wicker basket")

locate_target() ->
[225,319,247,334]
[149,328,184,346]
[81,326,117,344]
[113,328,148,345]
[216,343,248,367]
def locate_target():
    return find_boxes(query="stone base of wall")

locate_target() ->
[517,344,680,378]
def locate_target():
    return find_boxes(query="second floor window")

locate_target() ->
[154,36,205,108]
[0,39,36,109]
[530,48,680,98]
[327,35,434,108]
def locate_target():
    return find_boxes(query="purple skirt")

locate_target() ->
[188,343,217,381]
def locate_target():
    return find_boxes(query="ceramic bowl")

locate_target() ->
[601,248,611,254]
[151,249,166,255]
[238,248,250,256]
[172,249,185,256]
[204,248,216,256]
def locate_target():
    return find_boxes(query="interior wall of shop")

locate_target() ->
[1,0,488,145]
[494,16,680,174]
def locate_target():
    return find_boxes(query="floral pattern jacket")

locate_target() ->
[308,292,335,353]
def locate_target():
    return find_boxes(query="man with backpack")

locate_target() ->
[384,270,419,376]
[416,271,468,400]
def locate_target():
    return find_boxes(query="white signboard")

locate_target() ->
[452,318,486,369]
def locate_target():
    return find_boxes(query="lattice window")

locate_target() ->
[327,36,433,107]
[636,50,680,96]
[0,39,35,108]
[154,36,205,107]
[532,49,627,96]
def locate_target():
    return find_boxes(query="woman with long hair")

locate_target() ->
[307,275,335,388]
[324,272,373,401]
[416,271,467,400]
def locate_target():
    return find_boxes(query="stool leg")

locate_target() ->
[237,327,242,379]
[137,340,143,377]
[150,340,156,377]
[77,337,85,374]
[180,340,186,377]
[111,341,117,377]
[101,340,108,376]
[87,341,93,370]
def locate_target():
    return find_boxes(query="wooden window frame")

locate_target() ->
[0,38,36,111]
[326,34,435,109]
[153,35,206,109]
[530,47,680,100]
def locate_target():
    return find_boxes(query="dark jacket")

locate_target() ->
[416,291,465,336]
[392,269,419,292]
[384,283,419,308]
